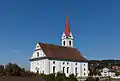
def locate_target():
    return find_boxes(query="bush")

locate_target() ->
[0,63,38,76]
[0,63,78,81]
[86,77,96,81]
[115,72,120,76]
[68,74,77,81]
[4,63,22,76]
[39,72,78,81]
[55,72,67,81]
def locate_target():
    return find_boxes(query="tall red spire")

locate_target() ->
[64,11,70,38]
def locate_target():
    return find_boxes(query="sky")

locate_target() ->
[0,0,120,69]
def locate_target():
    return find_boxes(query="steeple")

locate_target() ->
[64,12,70,38]
[61,12,74,47]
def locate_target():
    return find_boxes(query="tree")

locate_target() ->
[55,72,67,81]
[4,63,22,76]
[38,72,78,81]
[4,63,38,76]
[0,63,79,81]
[0,65,5,76]
[67,74,77,81]
[89,67,101,76]
[115,72,120,76]
[96,77,99,81]
[85,77,96,81]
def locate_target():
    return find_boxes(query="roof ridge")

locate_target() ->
[38,42,76,49]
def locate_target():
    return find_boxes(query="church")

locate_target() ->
[29,13,88,77]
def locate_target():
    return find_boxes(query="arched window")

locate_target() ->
[37,52,39,57]
[63,41,65,46]
[75,67,77,75]
[53,66,55,73]
[63,67,65,73]
[67,67,69,73]
[37,70,39,73]
[69,41,71,45]
[36,67,39,73]
[67,62,69,65]
[53,61,55,64]
[84,73,86,75]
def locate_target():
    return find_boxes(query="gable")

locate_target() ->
[31,43,46,59]
[35,43,41,50]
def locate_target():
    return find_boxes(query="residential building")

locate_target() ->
[101,68,115,77]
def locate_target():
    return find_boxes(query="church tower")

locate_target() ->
[61,12,74,47]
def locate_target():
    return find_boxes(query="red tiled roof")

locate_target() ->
[112,66,120,69]
[38,42,87,61]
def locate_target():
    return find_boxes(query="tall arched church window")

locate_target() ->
[67,67,69,73]
[63,67,65,73]
[53,66,55,73]
[63,41,65,46]
[75,67,77,75]
[69,41,71,45]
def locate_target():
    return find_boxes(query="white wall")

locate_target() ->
[101,68,115,77]
[30,59,88,77]
[49,60,88,77]
[61,32,74,47]
[30,59,50,74]
[31,48,46,59]
[31,50,46,59]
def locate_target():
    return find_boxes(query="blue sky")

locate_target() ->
[0,0,120,68]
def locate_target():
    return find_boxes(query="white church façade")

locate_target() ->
[29,13,88,77]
